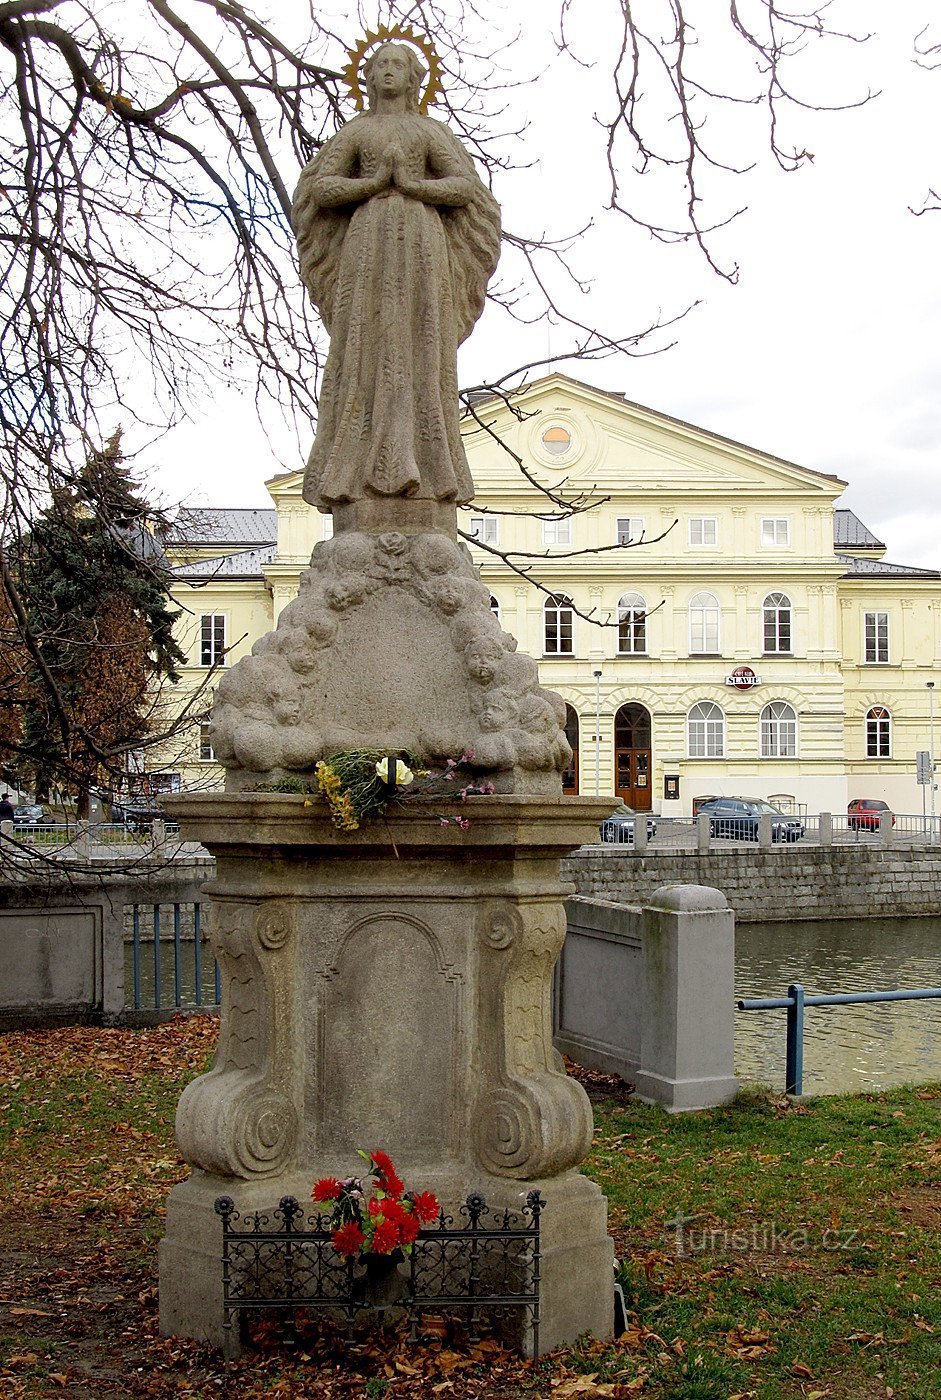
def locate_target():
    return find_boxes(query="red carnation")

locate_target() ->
[371,1219,400,1254]
[411,1191,440,1225]
[367,1196,384,1218]
[398,1212,420,1245]
[370,1150,404,1200]
[312,1177,343,1203]
[381,1198,408,1226]
[331,1221,366,1256]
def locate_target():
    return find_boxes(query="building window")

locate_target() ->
[469,515,499,545]
[864,611,889,663]
[616,517,645,545]
[688,701,725,758]
[562,704,579,794]
[760,700,797,758]
[761,518,790,546]
[200,613,226,667]
[763,592,792,654]
[542,517,572,546]
[198,719,216,762]
[689,591,720,654]
[541,425,572,456]
[617,591,647,655]
[866,705,891,758]
[544,593,575,655]
[322,514,334,540]
[689,517,718,547]
[489,594,501,623]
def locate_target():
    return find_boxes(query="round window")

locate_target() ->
[541,425,572,456]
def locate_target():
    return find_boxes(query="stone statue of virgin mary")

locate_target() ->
[292,37,501,509]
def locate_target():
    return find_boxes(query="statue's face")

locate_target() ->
[372,45,411,99]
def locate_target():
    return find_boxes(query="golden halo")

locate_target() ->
[343,25,443,114]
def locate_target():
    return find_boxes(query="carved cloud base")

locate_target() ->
[158,793,615,1356]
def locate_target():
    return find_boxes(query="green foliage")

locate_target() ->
[11,430,185,801]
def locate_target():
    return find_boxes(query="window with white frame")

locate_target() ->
[760,701,797,758]
[866,705,891,758]
[616,517,645,546]
[689,591,720,654]
[617,591,647,654]
[688,517,718,546]
[322,514,334,540]
[864,611,889,663]
[198,719,216,762]
[763,592,792,653]
[489,594,501,623]
[468,515,499,545]
[761,518,790,546]
[544,593,575,655]
[200,613,227,667]
[542,517,572,546]
[687,701,725,758]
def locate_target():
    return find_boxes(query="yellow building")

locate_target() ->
[162,375,941,815]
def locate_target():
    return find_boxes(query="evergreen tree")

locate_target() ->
[15,432,185,813]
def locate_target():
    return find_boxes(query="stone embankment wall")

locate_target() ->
[563,846,941,923]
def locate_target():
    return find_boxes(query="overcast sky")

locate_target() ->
[146,1,941,570]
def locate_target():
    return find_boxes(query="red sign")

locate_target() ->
[726,666,761,690]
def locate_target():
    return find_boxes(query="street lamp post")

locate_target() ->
[929,682,937,843]
[593,669,602,797]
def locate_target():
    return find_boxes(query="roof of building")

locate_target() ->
[164,507,277,546]
[837,553,941,579]
[833,509,885,550]
[173,545,277,580]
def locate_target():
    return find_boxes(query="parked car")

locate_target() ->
[111,801,167,832]
[691,794,718,817]
[847,798,894,832]
[698,797,805,843]
[599,804,658,844]
[13,803,46,823]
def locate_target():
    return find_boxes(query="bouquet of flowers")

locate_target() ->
[312,750,494,833]
[312,1149,440,1257]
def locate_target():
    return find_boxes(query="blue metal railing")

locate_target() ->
[737,981,941,1095]
[127,901,220,1012]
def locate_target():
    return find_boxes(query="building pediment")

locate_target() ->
[463,373,846,501]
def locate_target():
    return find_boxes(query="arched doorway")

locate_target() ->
[562,704,579,795]
[614,703,652,811]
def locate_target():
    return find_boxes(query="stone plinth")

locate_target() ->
[158,793,615,1356]
[634,885,738,1111]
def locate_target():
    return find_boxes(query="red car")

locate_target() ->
[847,798,894,832]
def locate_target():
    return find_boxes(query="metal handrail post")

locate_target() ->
[785,982,804,1095]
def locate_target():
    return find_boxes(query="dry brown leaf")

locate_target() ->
[791,1361,815,1379]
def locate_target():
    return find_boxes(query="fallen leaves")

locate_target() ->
[726,1326,776,1361]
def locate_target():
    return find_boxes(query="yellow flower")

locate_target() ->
[375,757,414,786]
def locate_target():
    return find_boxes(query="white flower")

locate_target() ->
[375,757,414,786]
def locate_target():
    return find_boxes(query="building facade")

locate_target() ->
[162,375,941,815]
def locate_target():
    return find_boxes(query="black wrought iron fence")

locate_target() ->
[215,1190,543,1352]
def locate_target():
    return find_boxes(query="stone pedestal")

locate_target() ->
[159,793,615,1356]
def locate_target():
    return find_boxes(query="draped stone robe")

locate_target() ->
[293,112,501,507]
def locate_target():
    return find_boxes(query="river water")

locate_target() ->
[735,916,941,1095]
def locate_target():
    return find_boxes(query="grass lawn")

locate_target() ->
[0,1018,939,1398]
